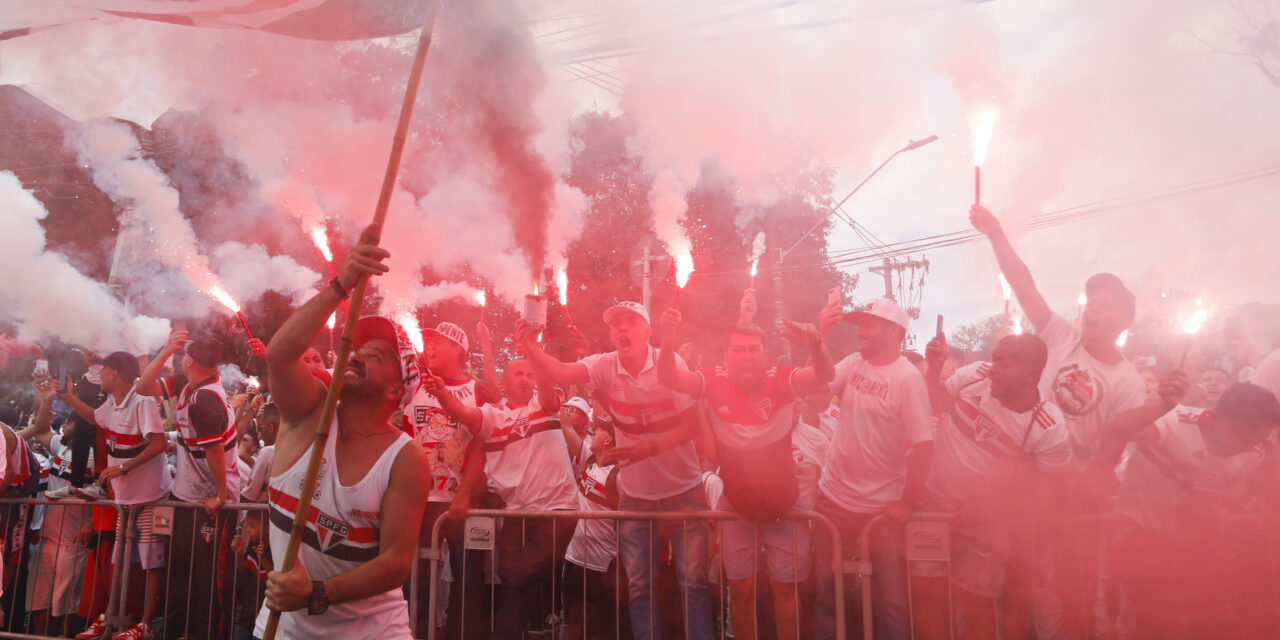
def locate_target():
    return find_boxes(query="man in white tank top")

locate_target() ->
[257,226,430,640]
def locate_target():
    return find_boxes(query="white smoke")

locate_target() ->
[212,242,322,305]
[68,119,223,314]
[0,172,169,353]
[414,281,485,307]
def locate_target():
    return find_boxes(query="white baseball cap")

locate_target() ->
[422,322,469,352]
[844,297,911,331]
[564,396,593,420]
[602,301,650,326]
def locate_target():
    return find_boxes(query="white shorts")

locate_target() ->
[716,495,811,583]
[28,539,88,616]
[118,504,167,570]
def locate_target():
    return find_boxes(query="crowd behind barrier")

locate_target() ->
[3,206,1279,640]
[0,496,1276,640]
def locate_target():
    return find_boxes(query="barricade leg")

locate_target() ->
[669,495,713,640]
[617,511,660,640]
[164,503,230,640]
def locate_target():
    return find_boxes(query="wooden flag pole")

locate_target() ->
[262,2,440,637]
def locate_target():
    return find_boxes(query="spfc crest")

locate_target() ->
[314,512,351,551]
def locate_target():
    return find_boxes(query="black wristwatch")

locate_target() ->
[307,580,329,615]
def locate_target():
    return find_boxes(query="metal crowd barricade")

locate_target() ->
[413,508,848,640]
[0,497,269,640]
[0,496,122,640]
[857,511,1280,640]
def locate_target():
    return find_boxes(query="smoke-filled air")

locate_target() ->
[2,1,1280,639]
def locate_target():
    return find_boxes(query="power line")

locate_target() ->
[689,164,1280,280]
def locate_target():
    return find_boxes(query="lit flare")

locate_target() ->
[309,225,333,263]
[972,108,997,167]
[209,285,241,313]
[675,252,694,288]
[396,309,424,353]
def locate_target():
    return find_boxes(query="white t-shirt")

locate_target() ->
[242,445,275,502]
[477,399,578,511]
[580,347,699,500]
[1037,313,1147,469]
[1253,349,1280,401]
[94,387,172,505]
[237,456,252,491]
[1116,406,1265,533]
[564,440,619,572]
[819,353,934,514]
[403,377,489,503]
[925,362,1073,513]
[44,435,94,545]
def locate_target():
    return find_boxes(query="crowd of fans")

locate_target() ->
[0,206,1278,640]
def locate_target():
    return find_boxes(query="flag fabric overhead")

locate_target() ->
[0,0,429,42]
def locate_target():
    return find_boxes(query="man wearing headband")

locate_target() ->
[253,226,429,640]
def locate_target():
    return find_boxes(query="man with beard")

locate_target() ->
[811,297,934,640]
[971,204,1147,638]
[402,321,494,637]
[252,226,430,639]
[655,301,839,640]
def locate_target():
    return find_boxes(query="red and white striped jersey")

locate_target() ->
[2,424,30,492]
[925,362,1072,512]
[163,375,239,503]
[581,347,699,500]
[697,365,803,522]
[94,386,171,504]
[477,398,578,511]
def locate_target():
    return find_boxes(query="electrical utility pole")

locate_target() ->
[868,256,930,348]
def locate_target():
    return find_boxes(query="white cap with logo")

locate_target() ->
[564,396,593,420]
[844,297,911,331]
[602,301,650,326]
[423,322,469,352]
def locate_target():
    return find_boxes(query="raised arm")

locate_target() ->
[1090,369,1189,474]
[475,322,502,398]
[656,308,704,397]
[923,333,955,416]
[421,372,483,434]
[970,205,1052,332]
[56,381,98,427]
[518,323,590,386]
[136,329,187,397]
[266,226,388,424]
[785,301,840,394]
[21,378,58,449]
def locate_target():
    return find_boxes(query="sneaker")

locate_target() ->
[74,483,108,500]
[111,622,150,640]
[74,616,107,640]
[43,486,75,500]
